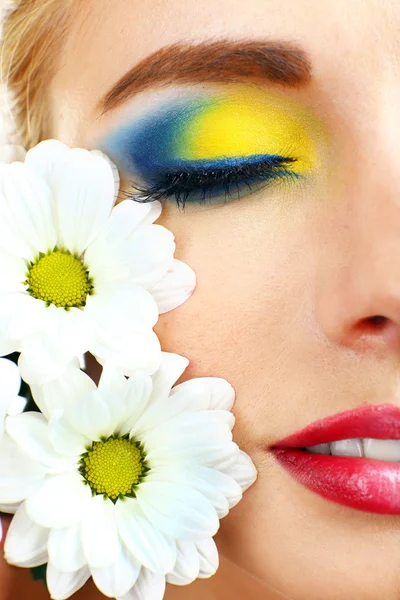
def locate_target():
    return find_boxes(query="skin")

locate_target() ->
[3,0,400,598]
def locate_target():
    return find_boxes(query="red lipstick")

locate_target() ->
[272,404,400,514]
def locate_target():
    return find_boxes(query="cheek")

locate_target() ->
[154,187,318,450]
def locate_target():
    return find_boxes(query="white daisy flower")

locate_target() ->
[2,354,257,600]
[0,357,30,540]
[0,357,27,420]
[0,140,196,383]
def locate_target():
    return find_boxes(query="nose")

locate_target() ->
[316,145,400,354]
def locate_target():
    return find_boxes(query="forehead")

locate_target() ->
[51,0,400,144]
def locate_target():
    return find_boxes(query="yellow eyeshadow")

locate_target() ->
[181,89,319,173]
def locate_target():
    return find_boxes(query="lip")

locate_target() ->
[271,404,400,515]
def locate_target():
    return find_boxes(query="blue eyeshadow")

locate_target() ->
[100,98,212,181]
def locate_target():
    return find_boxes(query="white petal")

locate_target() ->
[0,433,46,503]
[220,450,257,493]
[0,357,20,398]
[82,496,119,568]
[84,235,130,288]
[98,365,128,397]
[118,372,152,436]
[78,353,86,369]
[5,503,49,567]
[132,377,225,437]
[124,224,175,288]
[146,409,234,440]
[0,198,31,257]
[0,292,50,340]
[48,524,86,572]
[51,148,115,253]
[147,466,240,518]
[116,498,176,574]
[47,562,90,600]
[86,282,158,336]
[49,410,89,457]
[196,537,219,578]
[26,472,91,528]
[47,307,93,358]
[87,201,162,261]
[90,149,120,200]
[84,201,164,288]
[7,395,27,416]
[0,250,26,293]
[0,162,56,257]
[30,359,95,419]
[92,542,141,598]
[0,501,21,513]
[119,199,162,229]
[98,368,152,437]
[0,480,40,505]
[166,540,200,585]
[91,330,161,377]
[136,481,219,541]
[0,332,19,356]
[148,438,239,471]
[17,348,50,387]
[129,395,196,439]
[24,140,70,182]
[134,199,163,226]
[86,283,160,375]
[170,377,235,411]
[143,413,236,467]
[148,259,196,314]
[118,568,166,600]
[6,412,72,471]
[214,444,243,472]
[19,307,93,385]
[149,352,189,404]
[189,466,242,510]
[66,390,113,441]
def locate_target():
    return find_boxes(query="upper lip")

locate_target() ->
[273,404,400,448]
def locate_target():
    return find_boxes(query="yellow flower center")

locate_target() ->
[79,436,147,501]
[26,249,93,309]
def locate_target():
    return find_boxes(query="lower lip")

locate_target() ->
[273,449,400,514]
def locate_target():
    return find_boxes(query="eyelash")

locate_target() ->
[125,156,299,209]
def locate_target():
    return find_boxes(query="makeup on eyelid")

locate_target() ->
[100,86,325,204]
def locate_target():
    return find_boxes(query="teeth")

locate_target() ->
[363,439,400,462]
[307,443,330,455]
[305,438,400,461]
[330,439,363,457]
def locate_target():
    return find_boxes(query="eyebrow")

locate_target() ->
[98,40,312,114]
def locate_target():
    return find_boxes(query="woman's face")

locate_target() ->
[49,0,400,598]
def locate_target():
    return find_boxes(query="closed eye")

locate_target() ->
[126,154,300,209]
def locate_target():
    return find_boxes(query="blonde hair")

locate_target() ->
[1,0,70,149]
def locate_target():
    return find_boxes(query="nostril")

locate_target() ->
[355,315,389,335]
[343,313,400,353]
[367,315,388,327]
